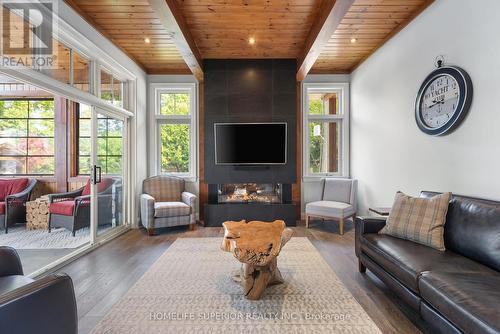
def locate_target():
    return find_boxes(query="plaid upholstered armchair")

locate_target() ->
[140,176,196,235]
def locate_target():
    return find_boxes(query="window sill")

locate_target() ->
[160,173,197,183]
[303,175,349,182]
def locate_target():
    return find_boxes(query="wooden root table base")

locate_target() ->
[221,220,293,300]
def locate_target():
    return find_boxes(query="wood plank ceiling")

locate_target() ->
[64,0,433,75]
[175,0,322,59]
[64,0,191,74]
[311,0,434,73]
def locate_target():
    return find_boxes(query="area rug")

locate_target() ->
[0,226,111,249]
[91,237,381,334]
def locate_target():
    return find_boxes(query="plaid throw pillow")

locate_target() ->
[379,191,451,251]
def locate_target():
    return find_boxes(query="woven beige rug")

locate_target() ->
[91,237,381,334]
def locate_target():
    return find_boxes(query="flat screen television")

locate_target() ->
[214,122,287,165]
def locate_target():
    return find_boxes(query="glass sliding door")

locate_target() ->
[91,108,128,239]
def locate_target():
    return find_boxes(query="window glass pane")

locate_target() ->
[113,80,124,108]
[29,100,54,118]
[79,137,91,156]
[107,119,123,136]
[0,157,26,174]
[28,138,54,155]
[0,119,27,137]
[97,119,107,137]
[0,101,28,118]
[308,121,341,174]
[160,93,190,115]
[79,104,92,118]
[39,40,70,84]
[100,70,113,103]
[28,119,54,137]
[97,138,107,156]
[78,156,91,175]
[28,157,54,174]
[79,119,91,137]
[107,137,122,156]
[73,51,90,92]
[309,92,340,115]
[106,156,122,175]
[0,138,27,155]
[160,124,190,173]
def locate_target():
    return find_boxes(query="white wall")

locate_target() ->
[60,1,148,227]
[351,0,500,214]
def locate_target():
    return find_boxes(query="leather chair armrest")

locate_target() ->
[0,273,77,334]
[140,194,155,229]
[0,246,23,277]
[355,216,387,258]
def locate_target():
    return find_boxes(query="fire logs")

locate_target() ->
[26,196,50,230]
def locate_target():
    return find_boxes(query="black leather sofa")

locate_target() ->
[0,246,77,334]
[355,191,500,334]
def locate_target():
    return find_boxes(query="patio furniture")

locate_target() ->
[48,178,115,236]
[305,178,357,235]
[141,175,197,235]
[0,246,77,334]
[0,178,37,233]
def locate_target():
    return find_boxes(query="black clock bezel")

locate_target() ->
[415,66,473,136]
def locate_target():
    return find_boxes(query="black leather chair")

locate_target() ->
[0,246,77,334]
[356,191,500,334]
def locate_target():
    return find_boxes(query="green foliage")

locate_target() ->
[309,98,324,173]
[161,124,189,173]
[160,93,189,115]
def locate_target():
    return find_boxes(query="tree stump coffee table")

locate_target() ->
[221,220,293,300]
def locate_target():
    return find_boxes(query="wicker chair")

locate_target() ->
[48,178,115,236]
[1,178,37,233]
[140,175,197,235]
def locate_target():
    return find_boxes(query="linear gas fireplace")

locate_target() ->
[218,183,282,204]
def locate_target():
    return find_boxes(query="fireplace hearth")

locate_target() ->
[218,183,282,204]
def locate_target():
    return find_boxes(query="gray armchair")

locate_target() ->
[305,178,357,235]
[141,176,197,235]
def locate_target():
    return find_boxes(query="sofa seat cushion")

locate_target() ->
[419,271,500,334]
[0,275,34,296]
[0,202,5,215]
[361,233,492,293]
[49,201,76,216]
[306,201,354,218]
[154,201,190,218]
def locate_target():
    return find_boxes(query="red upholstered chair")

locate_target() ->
[0,178,37,233]
[48,178,115,236]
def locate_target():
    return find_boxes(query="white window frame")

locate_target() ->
[151,83,198,181]
[302,82,350,179]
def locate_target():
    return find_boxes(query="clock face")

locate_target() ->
[420,74,460,129]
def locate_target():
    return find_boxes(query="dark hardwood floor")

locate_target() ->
[53,220,428,334]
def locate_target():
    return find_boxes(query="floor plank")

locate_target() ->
[52,221,428,334]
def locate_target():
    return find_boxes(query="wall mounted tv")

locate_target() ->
[214,122,287,165]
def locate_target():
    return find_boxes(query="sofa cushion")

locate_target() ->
[380,191,451,251]
[361,233,493,293]
[0,178,29,201]
[0,202,4,215]
[143,176,184,202]
[49,201,76,216]
[0,275,34,296]
[306,201,354,218]
[419,271,500,334]
[154,201,190,218]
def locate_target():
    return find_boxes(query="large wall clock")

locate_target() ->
[415,64,473,136]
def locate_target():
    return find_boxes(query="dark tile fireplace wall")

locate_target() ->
[204,59,297,226]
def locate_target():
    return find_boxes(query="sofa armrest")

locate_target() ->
[140,194,155,229]
[0,246,23,277]
[0,273,77,334]
[182,192,197,224]
[354,216,387,258]
[5,180,36,204]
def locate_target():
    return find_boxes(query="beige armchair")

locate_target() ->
[305,178,357,235]
[140,176,196,235]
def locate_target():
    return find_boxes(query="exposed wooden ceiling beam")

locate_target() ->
[148,0,204,82]
[296,0,355,81]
